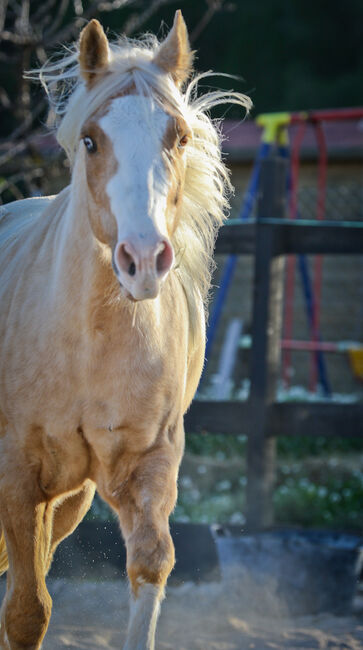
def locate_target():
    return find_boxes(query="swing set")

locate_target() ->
[206,107,363,395]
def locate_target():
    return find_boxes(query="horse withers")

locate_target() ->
[0,11,250,649]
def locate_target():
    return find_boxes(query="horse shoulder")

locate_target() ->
[0,195,56,229]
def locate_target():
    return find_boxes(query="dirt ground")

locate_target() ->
[42,578,363,650]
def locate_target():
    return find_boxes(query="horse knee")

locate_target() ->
[4,590,52,648]
[127,525,175,594]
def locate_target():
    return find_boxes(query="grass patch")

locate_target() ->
[180,433,363,531]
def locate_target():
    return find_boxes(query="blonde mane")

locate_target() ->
[28,33,251,336]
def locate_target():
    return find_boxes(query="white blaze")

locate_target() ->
[100,95,170,244]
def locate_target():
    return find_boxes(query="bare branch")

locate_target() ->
[97,0,133,12]
[0,0,9,32]
[44,18,83,48]
[32,0,59,23]
[8,0,22,17]
[2,0,167,50]
[190,0,226,44]
[0,181,24,202]
[0,29,38,45]
[0,88,11,109]
[73,0,84,16]
[0,141,28,168]
[45,0,135,47]
[43,0,71,38]
[35,45,48,65]
[122,0,177,36]
[0,168,43,203]
[0,98,47,147]
[16,0,30,35]
[0,51,18,62]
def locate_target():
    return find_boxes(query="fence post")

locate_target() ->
[246,156,287,530]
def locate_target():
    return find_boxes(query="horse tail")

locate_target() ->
[0,526,8,575]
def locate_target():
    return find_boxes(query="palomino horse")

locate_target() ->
[0,11,250,649]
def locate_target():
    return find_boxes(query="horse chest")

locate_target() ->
[80,333,182,434]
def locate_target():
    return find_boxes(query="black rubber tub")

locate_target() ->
[50,521,362,615]
[49,521,220,584]
[212,526,363,615]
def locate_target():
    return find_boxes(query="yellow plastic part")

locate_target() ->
[256,112,292,146]
[348,348,363,381]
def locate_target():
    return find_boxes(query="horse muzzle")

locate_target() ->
[114,237,174,301]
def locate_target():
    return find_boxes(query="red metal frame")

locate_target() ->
[291,107,363,123]
[282,339,341,353]
[308,120,327,390]
[281,107,363,391]
[282,121,307,387]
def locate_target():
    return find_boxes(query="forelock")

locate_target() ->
[56,52,187,163]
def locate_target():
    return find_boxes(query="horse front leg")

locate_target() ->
[0,478,53,650]
[45,479,95,573]
[124,517,175,650]
[108,445,180,650]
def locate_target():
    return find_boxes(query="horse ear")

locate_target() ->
[154,10,193,86]
[79,19,110,87]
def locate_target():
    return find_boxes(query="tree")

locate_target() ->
[0,0,232,203]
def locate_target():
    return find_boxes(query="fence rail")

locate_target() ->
[215,219,363,256]
[185,401,363,438]
[184,156,363,530]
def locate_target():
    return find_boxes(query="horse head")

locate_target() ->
[77,12,193,301]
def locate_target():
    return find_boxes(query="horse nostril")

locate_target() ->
[115,243,137,278]
[156,240,174,276]
[115,238,173,286]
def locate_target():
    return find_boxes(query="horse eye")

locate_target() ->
[178,134,189,148]
[83,136,97,153]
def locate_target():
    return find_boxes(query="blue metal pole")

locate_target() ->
[297,255,331,396]
[204,142,271,361]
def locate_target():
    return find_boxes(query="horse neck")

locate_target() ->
[46,171,121,334]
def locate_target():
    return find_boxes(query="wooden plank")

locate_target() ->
[272,220,363,255]
[245,157,287,530]
[215,220,363,256]
[215,221,256,255]
[185,400,363,438]
[268,402,363,438]
[185,400,250,436]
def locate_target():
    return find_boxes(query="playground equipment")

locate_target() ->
[349,348,363,382]
[205,107,363,396]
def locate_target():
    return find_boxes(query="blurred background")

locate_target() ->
[0,0,362,534]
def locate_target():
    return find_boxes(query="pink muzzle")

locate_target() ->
[114,237,174,300]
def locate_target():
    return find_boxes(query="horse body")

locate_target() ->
[0,11,250,649]
[0,185,193,479]
[0,185,196,649]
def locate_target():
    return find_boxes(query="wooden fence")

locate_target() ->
[184,156,363,530]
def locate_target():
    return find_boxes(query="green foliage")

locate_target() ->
[277,435,363,458]
[172,491,245,525]
[186,432,247,458]
[182,432,363,531]
[187,431,363,459]
[274,473,363,530]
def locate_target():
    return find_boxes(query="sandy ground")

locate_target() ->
[40,578,363,650]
